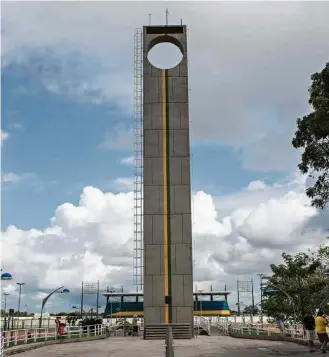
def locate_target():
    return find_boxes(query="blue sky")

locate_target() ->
[2,59,285,230]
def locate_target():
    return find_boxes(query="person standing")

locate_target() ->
[315,311,328,353]
[132,315,138,336]
[303,313,316,352]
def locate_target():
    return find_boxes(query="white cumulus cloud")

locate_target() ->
[1,173,328,311]
[1,129,9,145]
[121,156,134,165]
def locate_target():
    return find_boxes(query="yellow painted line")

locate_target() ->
[193,310,231,316]
[162,69,169,324]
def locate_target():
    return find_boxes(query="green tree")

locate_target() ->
[292,62,329,209]
[66,312,79,326]
[243,305,259,315]
[262,249,328,323]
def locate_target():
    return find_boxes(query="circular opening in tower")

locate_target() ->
[147,42,183,70]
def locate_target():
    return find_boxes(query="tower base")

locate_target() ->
[144,323,193,340]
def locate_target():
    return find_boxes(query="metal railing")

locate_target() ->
[217,319,305,340]
[1,336,4,357]
[2,324,107,349]
[194,316,211,335]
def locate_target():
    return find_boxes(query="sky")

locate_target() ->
[1,1,329,315]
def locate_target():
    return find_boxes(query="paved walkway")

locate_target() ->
[13,336,315,357]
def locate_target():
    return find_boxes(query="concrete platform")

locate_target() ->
[11,336,318,357]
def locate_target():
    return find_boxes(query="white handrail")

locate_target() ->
[194,316,211,335]
[217,319,305,340]
[2,324,107,349]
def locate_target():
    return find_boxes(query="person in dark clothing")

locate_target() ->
[303,313,316,352]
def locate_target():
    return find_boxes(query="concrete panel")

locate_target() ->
[172,274,184,306]
[168,131,175,157]
[180,103,190,129]
[181,157,191,185]
[170,245,177,275]
[144,307,161,324]
[143,275,153,306]
[159,306,165,323]
[169,157,182,185]
[176,307,193,324]
[175,244,193,275]
[150,103,163,130]
[174,185,191,214]
[182,214,192,244]
[183,275,194,306]
[144,244,161,275]
[143,157,153,186]
[171,306,177,324]
[144,129,160,158]
[151,157,164,186]
[143,56,152,78]
[173,130,189,157]
[168,103,182,130]
[144,185,161,214]
[143,214,153,244]
[143,103,152,129]
[151,66,162,77]
[170,214,183,244]
[152,214,164,245]
[172,77,188,103]
[167,77,174,106]
[152,275,165,306]
[179,56,188,77]
[144,77,160,104]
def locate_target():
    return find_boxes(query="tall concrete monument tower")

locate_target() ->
[142,24,193,334]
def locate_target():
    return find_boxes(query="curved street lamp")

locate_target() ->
[39,287,70,328]
[263,282,297,327]
[1,272,13,281]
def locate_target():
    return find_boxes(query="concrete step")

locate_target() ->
[144,323,193,340]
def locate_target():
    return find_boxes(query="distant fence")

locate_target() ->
[194,316,211,335]
[217,319,305,340]
[2,324,107,349]
[1,316,146,330]
[1,316,70,330]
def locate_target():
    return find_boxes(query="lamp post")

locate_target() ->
[39,287,70,328]
[257,274,266,315]
[16,283,25,314]
[1,271,13,281]
[3,293,10,314]
[257,273,266,327]
[264,282,296,327]
[109,289,115,324]
[3,293,10,330]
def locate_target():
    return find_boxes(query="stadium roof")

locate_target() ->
[103,291,231,297]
